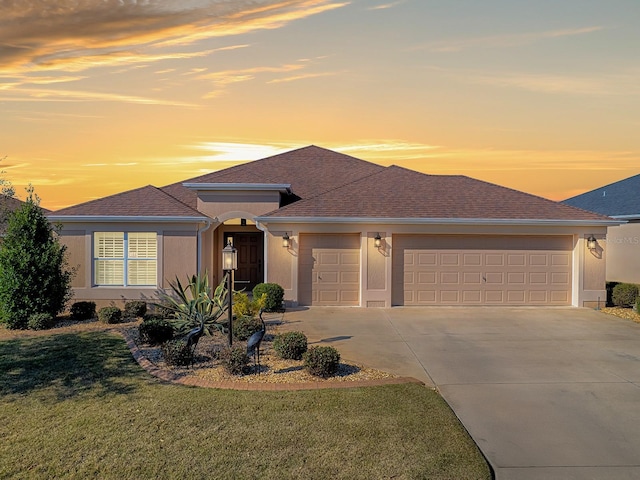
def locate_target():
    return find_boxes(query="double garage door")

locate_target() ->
[393,235,573,306]
[298,234,573,306]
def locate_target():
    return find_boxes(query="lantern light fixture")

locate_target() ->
[282,233,290,248]
[374,233,382,248]
[587,235,597,251]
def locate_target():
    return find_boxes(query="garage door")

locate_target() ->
[393,235,573,306]
[299,234,360,306]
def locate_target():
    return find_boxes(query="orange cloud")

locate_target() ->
[0,1,349,75]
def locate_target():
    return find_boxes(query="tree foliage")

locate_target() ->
[0,188,74,329]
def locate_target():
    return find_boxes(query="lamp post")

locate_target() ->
[222,241,237,346]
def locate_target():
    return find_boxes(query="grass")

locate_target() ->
[0,331,491,479]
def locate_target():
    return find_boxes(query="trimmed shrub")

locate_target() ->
[273,331,308,360]
[252,283,284,312]
[98,306,122,324]
[233,315,263,341]
[233,292,265,318]
[139,318,174,345]
[70,301,96,320]
[161,339,193,366]
[612,283,639,308]
[219,346,249,375]
[124,301,147,319]
[304,346,340,378]
[636,296,640,313]
[27,313,56,331]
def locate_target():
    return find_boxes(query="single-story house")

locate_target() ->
[564,173,640,284]
[48,145,618,308]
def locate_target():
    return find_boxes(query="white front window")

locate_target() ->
[94,232,157,286]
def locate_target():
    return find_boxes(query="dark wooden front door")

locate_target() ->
[233,233,263,292]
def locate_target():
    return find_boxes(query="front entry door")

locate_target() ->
[233,233,263,292]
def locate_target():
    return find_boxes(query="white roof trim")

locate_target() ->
[47,216,209,223]
[611,214,640,220]
[183,182,291,193]
[255,216,622,226]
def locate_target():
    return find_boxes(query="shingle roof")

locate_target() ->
[183,145,385,199]
[260,166,611,222]
[50,185,204,218]
[563,173,640,217]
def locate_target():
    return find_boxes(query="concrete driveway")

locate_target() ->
[280,307,640,480]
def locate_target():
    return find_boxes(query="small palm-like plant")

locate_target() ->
[155,272,229,336]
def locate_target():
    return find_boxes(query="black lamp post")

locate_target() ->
[222,241,237,346]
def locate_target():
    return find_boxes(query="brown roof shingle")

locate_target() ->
[261,166,612,221]
[50,185,204,218]
[183,145,385,199]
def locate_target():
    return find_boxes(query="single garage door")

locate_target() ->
[393,235,573,306]
[298,234,360,306]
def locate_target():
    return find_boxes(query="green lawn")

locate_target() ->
[0,331,491,479]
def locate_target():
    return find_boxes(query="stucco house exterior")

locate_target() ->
[48,146,617,308]
[564,173,640,285]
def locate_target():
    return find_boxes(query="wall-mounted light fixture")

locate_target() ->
[587,235,597,251]
[282,233,290,248]
[374,233,382,248]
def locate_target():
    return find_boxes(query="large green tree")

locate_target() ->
[0,188,74,329]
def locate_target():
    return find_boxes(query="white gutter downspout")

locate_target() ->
[255,220,268,282]
[197,219,213,275]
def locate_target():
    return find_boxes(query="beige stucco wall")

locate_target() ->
[260,221,609,308]
[58,221,201,310]
[605,222,640,284]
[197,191,280,222]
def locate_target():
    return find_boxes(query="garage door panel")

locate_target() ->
[440,291,459,303]
[393,235,572,306]
[441,253,460,266]
[530,254,548,266]
[485,272,504,284]
[441,272,460,284]
[507,254,525,266]
[464,272,482,284]
[552,254,570,266]
[463,290,482,303]
[551,272,570,285]
[418,253,437,265]
[299,234,360,306]
[529,272,548,284]
[418,290,436,303]
[464,253,482,266]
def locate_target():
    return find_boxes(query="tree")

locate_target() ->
[0,187,74,329]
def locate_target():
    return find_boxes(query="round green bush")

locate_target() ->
[612,283,639,307]
[98,306,122,324]
[273,331,308,360]
[27,313,56,331]
[220,346,249,375]
[233,315,263,341]
[161,339,193,366]
[252,283,284,312]
[70,301,96,320]
[303,346,340,378]
[124,301,147,319]
[139,319,174,345]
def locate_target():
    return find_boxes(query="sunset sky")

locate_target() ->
[1,0,639,211]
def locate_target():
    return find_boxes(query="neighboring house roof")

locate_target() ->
[563,173,640,218]
[259,166,613,224]
[48,185,206,220]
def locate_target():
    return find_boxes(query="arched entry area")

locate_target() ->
[218,216,264,292]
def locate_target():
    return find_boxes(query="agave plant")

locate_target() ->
[155,271,230,336]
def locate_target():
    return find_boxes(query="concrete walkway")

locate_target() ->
[281,306,640,480]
